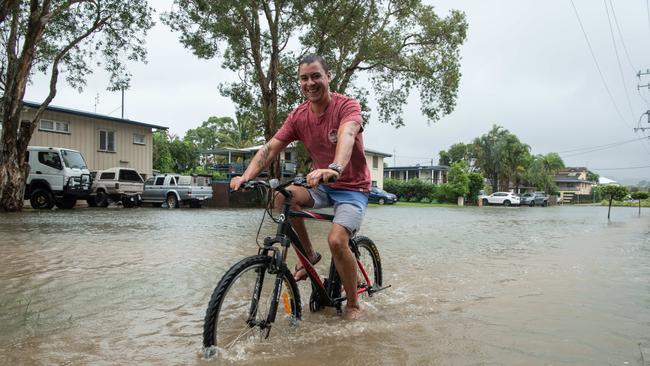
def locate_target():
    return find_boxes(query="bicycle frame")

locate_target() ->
[257,184,376,319]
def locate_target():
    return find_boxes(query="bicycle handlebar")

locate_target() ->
[236,175,336,192]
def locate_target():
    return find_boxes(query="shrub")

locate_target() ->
[419,197,430,203]
[408,196,418,202]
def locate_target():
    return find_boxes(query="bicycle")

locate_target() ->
[202,176,389,355]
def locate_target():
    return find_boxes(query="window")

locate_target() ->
[119,169,143,182]
[133,133,145,145]
[372,156,379,169]
[155,176,165,185]
[98,129,115,152]
[38,151,63,170]
[100,172,116,180]
[39,119,69,133]
[284,151,292,161]
[144,177,154,186]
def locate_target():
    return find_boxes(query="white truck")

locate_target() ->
[24,146,92,209]
[141,174,213,208]
[88,167,144,208]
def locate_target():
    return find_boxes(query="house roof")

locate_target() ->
[364,148,391,157]
[385,165,449,171]
[23,101,168,130]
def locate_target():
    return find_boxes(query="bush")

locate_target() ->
[419,197,430,203]
[384,178,437,202]
[408,196,418,202]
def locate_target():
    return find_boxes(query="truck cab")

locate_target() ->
[24,146,92,209]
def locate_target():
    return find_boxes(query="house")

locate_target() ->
[203,145,392,189]
[12,101,168,178]
[384,165,448,185]
[554,167,595,202]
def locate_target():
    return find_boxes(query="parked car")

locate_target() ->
[141,174,213,208]
[88,167,144,208]
[520,191,549,207]
[24,146,92,209]
[481,192,520,206]
[368,187,397,204]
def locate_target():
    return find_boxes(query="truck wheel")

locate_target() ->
[122,196,135,208]
[55,196,77,209]
[95,190,109,207]
[86,197,98,207]
[30,189,54,209]
[166,193,179,208]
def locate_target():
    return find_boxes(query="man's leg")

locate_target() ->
[328,223,362,320]
[273,186,320,277]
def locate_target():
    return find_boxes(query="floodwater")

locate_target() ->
[0,204,648,365]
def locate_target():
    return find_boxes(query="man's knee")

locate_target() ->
[328,226,350,255]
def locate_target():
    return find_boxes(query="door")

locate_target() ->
[34,151,65,191]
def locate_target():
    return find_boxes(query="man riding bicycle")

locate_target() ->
[230,54,371,320]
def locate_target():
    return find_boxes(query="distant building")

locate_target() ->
[3,101,168,178]
[384,165,448,185]
[554,167,595,203]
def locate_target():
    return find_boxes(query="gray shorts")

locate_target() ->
[308,185,369,234]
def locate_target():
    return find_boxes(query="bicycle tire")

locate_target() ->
[354,236,383,294]
[203,254,302,353]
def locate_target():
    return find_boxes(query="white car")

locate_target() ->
[481,192,520,206]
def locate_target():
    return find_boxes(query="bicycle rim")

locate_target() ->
[204,256,300,356]
[355,237,383,298]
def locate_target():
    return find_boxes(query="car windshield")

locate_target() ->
[61,150,87,169]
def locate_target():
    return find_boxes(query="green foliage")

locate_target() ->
[524,153,564,193]
[163,0,468,148]
[384,178,437,202]
[587,170,599,183]
[447,160,469,198]
[467,172,485,202]
[153,131,200,173]
[600,185,628,201]
[184,115,264,150]
[631,192,649,200]
[439,143,472,167]
[153,131,174,173]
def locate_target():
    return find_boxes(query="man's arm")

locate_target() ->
[306,121,361,186]
[230,138,289,190]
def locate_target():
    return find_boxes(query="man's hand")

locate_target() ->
[306,169,339,187]
[230,176,247,191]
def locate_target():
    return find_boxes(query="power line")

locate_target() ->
[608,0,637,73]
[556,136,649,154]
[603,0,635,119]
[591,165,650,170]
[570,0,632,129]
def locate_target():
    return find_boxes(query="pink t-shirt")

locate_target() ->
[274,93,371,192]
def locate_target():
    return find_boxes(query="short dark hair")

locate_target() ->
[298,54,329,73]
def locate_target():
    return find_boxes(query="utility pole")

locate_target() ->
[636,70,650,132]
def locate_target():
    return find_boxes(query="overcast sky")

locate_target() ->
[24,0,650,184]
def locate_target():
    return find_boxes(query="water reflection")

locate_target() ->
[0,205,648,365]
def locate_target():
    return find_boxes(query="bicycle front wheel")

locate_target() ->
[354,236,383,295]
[203,254,302,353]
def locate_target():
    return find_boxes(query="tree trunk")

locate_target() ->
[0,136,28,212]
[639,200,642,217]
[608,196,612,220]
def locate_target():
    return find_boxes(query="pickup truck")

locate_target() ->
[88,167,144,208]
[141,174,213,208]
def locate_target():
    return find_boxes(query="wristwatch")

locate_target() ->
[327,162,343,174]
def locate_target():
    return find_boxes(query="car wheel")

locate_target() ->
[503,200,511,207]
[482,198,489,206]
[378,198,385,205]
[86,197,98,207]
[542,201,548,207]
[122,196,135,208]
[55,196,77,209]
[95,190,109,207]
[166,193,179,208]
[529,201,534,207]
[30,189,54,209]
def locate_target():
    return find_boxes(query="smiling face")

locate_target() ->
[298,61,331,107]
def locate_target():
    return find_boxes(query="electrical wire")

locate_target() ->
[591,165,650,170]
[603,0,636,119]
[556,136,649,154]
[570,0,632,129]
[608,0,637,73]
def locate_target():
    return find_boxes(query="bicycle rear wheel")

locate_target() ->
[203,254,302,354]
[353,236,383,296]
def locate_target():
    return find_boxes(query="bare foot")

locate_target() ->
[344,304,364,321]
